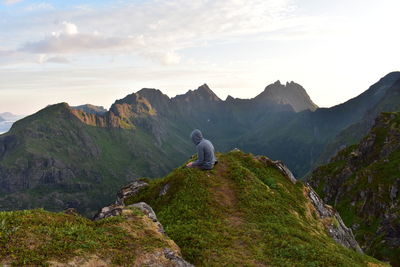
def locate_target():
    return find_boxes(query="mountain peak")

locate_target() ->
[174,84,221,102]
[255,81,318,112]
[71,104,107,115]
[194,84,221,101]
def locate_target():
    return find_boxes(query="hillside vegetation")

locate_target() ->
[0,207,189,266]
[309,112,400,266]
[123,151,384,266]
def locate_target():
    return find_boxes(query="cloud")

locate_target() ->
[2,0,326,65]
[61,21,78,35]
[3,0,23,5]
[9,0,306,65]
[38,54,69,64]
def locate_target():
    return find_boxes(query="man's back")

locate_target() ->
[197,138,216,169]
[188,129,216,170]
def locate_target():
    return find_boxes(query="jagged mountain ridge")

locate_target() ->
[71,104,107,115]
[308,112,400,266]
[0,112,25,134]
[0,73,399,216]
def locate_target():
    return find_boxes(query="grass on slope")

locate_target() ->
[125,151,384,266]
[0,208,171,266]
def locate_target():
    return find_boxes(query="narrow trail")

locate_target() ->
[208,162,267,267]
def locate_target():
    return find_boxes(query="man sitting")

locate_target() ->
[186,129,217,170]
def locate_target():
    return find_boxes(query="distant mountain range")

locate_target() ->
[0,72,399,216]
[0,112,25,134]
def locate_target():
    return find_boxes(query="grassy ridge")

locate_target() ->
[125,151,385,266]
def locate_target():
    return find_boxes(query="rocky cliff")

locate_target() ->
[309,112,400,266]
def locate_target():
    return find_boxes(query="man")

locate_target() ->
[186,129,217,170]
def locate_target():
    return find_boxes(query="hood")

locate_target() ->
[190,129,203,145]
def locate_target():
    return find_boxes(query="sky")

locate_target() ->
[0,0,399,115]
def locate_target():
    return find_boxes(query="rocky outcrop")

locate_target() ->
[93,204,124,221]
[116,180,149,205]
[93,197,193,266]
[306,185,362,253]
[257,155,297,184]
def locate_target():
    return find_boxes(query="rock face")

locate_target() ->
[309,112,400,266]
[116,180,149,205]
[256,155,297,184]
[306,185,362,253]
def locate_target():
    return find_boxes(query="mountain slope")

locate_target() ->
[315,73,400,168]
[121,151,384,266]
[241,72,400,176]
[0,103,192,216]
[0,112,25,134]
[308,112,400,266]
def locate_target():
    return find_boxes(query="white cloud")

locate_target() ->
[38,54,69,64]
[62,21,78,35]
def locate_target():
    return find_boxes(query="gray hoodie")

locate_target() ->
[190,129,216,170]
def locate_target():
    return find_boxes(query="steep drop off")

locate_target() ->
[309,112,400,266]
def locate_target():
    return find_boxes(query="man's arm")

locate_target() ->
[191,144,205,166]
